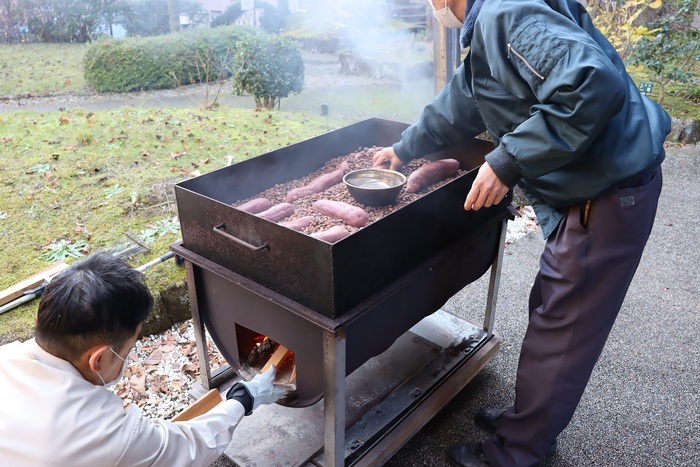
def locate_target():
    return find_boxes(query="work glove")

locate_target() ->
[226,365,294,415]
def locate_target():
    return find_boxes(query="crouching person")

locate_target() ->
[0,252,292,467]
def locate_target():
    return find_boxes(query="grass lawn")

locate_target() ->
[0,106,352,341]
[0,43,91,97]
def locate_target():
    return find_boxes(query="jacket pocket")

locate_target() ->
[508,18,568,82]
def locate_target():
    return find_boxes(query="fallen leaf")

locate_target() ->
[144,348,164,365]
[129,374,147,395]
[149,375,169,394]
[182,363,199,378]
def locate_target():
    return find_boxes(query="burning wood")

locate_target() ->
[246,336,276,366]
[241,336,296,385]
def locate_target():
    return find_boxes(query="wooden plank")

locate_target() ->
[0,261,69,307]
[171,388,222,422]
[262,344,292,373]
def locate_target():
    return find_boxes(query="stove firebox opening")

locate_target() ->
[235,324,296,385]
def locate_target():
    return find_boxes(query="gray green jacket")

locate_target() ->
[393,0,671,238]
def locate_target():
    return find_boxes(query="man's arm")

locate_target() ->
[118,399,245,467]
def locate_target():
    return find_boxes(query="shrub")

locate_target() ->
[629,0,700,103]
[231,33,304,110]
[83,26,253,93]
[587,0,663,61]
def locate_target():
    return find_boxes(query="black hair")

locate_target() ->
[35,252,153,362]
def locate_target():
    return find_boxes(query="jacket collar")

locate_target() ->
[460,0,486,47]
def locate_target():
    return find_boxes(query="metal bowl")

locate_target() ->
[343,168,406,206]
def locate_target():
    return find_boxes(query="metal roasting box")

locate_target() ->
[174,118,511,318]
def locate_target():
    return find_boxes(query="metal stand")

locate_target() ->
[316,219,507,466]
[220,311,500,466]
[185,218,510,466]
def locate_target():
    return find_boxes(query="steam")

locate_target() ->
[292,0,436,120]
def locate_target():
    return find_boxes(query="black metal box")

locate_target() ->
[174,118,509,318]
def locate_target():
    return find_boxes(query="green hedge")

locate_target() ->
[231,33,304,110]
[83,26,254,93]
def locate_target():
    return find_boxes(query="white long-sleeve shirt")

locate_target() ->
[0,339,245,467]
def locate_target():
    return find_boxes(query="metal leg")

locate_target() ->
[184,260,213,391]
[323,328,347,467]
[483,219,508,336]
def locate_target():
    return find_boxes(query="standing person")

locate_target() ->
[0,252,292,467]
[374,0,670,465]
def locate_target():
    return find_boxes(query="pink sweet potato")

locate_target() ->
[406,159,460,193]
[235,197,274,214]
[312,199,370,228]
[311,226,350,243]
[284,161,350,202]
[279,215,315,231]
[256,203,295,222]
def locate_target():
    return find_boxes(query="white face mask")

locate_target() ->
[429,0,464,29]
[97,346,129,388]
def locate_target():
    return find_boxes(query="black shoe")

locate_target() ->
[474,407,558,456]
[446,443,491,467]
[474,407,507,432]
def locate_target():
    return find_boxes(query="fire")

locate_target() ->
[244,334,296,385]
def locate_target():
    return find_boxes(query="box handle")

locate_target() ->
[213,223,269,251]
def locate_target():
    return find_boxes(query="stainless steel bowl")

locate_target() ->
[343,168,406,206]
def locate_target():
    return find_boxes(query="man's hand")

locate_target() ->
[372,147,404,171]
[464,162,509,211]
[227,366,295,414]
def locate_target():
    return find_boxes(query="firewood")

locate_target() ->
[171,389,222,422]
[262,344,292,373]
[0,261,68,307]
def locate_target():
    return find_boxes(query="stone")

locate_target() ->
[141,282,191,336]
[669,118,700,145]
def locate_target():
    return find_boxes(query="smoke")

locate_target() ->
[291,0,436,120]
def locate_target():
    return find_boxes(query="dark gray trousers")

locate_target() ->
[483,167,663,466]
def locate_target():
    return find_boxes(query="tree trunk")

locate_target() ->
[166,0,178,33]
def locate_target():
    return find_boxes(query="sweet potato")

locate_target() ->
[256,203,295,222]
[311,226,350,243]
[312,199,370,228]
[235,197,274,214]
[279,215,315,232]
[284,161,350,202]
[406,159,460,193]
